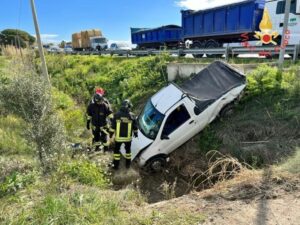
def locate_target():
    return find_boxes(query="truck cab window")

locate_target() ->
[161,105,191,137]
[276,0,296,14]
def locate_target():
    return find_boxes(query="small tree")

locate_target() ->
[0,67,66,172]
[59,40,66,48]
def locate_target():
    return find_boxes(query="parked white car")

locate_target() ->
[123,61,246,172]
[109,42,132,51]
[47,46,63,53]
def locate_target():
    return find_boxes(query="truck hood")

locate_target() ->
[120,129,153,160]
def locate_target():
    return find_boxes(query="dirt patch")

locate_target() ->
[147,169,300,225]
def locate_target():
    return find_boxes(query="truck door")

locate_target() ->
[157,100,196,155]
[267,0,300,45]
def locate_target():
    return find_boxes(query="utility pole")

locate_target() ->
[278,0,291,68]
[30,0,50,84]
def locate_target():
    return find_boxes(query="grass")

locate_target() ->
[0,115,32,155]
[280,147,300,174]
[0,53,299,224]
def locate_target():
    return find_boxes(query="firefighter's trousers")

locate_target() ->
[113,141,131,169]
[92,126,109,151]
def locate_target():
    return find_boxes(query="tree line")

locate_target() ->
[0,29,36,48]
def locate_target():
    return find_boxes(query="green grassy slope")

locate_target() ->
[0,54,299,224]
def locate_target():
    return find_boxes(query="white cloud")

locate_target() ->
[32,33,60,44]
[176,0,247,10]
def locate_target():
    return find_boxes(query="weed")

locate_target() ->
[57,159,109,188]
[0,171,37,198]
[198,126,222,153]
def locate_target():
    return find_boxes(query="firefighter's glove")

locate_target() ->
[86,121,90,130]
[133,131,138,138]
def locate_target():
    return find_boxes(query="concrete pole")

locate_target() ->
[278,0,291,68]
[30,0,50,84]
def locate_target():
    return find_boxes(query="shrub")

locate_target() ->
[58,159,109,188]
[246,65,282,96]
[0,68,66,172]
[0,171,36,197]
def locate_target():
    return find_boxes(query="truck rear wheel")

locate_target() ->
[205,40,220,58]
[192,42,203,58]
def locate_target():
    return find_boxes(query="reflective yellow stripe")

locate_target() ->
[115,120,132,142]
[108,113,114,119]
[86,114,92,120]
[93,142,101,147]
[127,122,132,139]
[103,142,109,146]
[113,154,121,160]
[125,153,131,159]
[101,127,109,135]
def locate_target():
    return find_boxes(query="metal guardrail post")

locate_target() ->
[294,44,300,62]
[225,44,229,62]
[293,45,298,62]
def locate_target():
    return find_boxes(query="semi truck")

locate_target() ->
[72,29,108,51]
[131,0,300,56]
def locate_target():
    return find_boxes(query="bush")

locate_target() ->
[246,65,282,96]
[58,159,109,188]
[0,70,66,172]
[0,171,36,197]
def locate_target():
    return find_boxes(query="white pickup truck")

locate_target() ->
[125,61,246,172]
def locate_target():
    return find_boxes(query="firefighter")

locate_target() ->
[111,99,138,170]
[86,93,113,151]
[92,87,114,139]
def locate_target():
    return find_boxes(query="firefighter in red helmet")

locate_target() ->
[86,93,113,151]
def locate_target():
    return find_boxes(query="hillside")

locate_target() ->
[0,52,299,224]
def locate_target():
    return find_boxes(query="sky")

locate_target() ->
[0,0,243,44]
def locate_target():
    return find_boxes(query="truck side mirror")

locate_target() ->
[161,135,170,140]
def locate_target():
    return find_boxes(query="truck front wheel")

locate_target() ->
[146,155,167,173]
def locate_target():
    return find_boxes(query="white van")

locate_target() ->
[124,61,246,172]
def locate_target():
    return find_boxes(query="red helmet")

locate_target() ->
[95,87,105,96]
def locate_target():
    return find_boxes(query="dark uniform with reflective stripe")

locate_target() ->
[111,107,137,169]
[87,101,113,151]
[90,97,114,138]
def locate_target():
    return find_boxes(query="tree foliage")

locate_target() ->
[0,29,36,48]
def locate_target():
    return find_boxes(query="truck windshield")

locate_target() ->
[138,100,164,140]
[93,38,106,44]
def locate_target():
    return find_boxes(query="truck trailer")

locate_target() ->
[130,0,300,56]
[72,29,108,51]
[131,25,182,49]
[182,0,300,50]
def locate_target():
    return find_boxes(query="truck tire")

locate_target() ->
[205,40,220,58]
[219,103,235,118]
[192,42,203,58]
[146,155,167,173]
